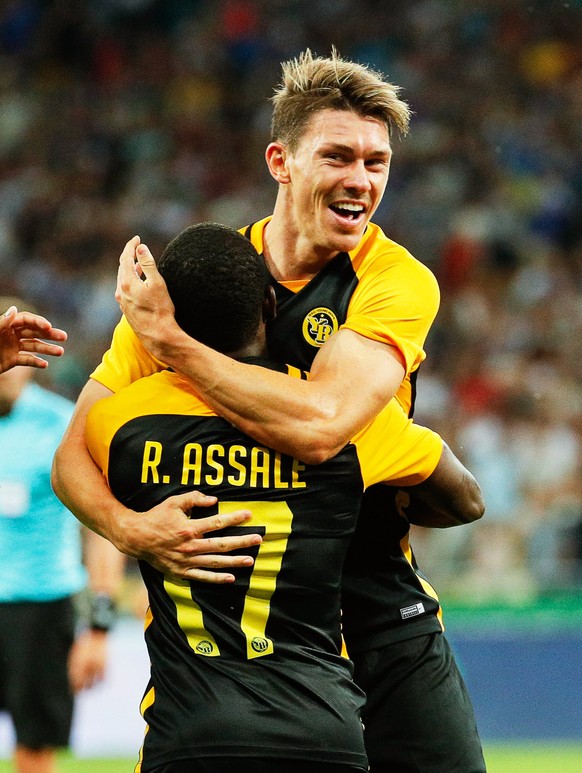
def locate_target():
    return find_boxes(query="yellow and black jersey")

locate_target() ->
[246,219,444,650]
[86,359,442,770]
[91,217,439,403]
[91,218,443,653]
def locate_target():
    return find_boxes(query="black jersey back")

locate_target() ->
[244,222,443,652]
[102,362,368,771]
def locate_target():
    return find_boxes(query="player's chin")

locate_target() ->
[328,228,366,253]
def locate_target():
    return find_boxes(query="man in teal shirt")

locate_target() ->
[0,296,118,773]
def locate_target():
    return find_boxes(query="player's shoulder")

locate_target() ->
[238,217,271,254]
[353,223,439,294]
[355,223,436,278]
[95,369,215,420]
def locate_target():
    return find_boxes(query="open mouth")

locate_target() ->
[329,202,366,221]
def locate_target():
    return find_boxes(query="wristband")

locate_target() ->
[89,593,117,632]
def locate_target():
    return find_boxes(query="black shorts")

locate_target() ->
[352,632,486,773]
[149,762,365,773]
[0,597,76,749]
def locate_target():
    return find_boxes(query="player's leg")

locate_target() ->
[0,599,76,773]
[13,746,57,773]
[353,632,486,773]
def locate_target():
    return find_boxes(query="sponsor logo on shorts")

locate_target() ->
[400,602,425,620]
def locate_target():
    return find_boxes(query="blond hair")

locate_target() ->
[270,48,411,150]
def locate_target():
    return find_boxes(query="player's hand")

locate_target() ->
[0,306,67,373]
[68,629,108,692]
[115,236,179,360]
[115,490,262,584]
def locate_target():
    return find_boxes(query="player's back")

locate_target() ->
[86,363,368,771]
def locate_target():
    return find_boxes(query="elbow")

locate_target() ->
[51,445,64,500]
[297,438,343,466]
[51,436,75,505]
[299,436,351,465]
[290,404,349,465]
[300,445,339,466]
[461,500,485,525]
[459,480,486,524]
[471,493,486,523]
[297,426,348,466]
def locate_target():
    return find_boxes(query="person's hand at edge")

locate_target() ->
[115,236,179,360]
[0,305,67,373]
[68,629,108,692]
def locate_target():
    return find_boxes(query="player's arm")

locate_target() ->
[0,305,67,373]
[353,401,484,528]
[51,379,263,582]
[396,442,485,528]
[68,530,126,692]
[116,238,405,464]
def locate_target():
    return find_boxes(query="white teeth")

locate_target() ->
[335,203,364,213]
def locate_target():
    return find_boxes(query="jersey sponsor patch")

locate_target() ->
[400,602,425,620]
[302,307,339,347]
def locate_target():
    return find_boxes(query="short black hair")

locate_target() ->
[157,222,269,353]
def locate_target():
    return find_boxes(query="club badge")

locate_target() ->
[302,307,339,347]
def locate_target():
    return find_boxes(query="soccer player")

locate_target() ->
[85,222,481,773]
[53,50,486,771]
[0,303,67,374]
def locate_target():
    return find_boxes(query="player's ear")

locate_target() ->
[265,142,291,184]
[262,284,277,322]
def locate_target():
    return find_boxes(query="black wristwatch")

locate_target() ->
[89,593,117,632]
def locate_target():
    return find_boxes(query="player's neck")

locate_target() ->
[264,210,337,282]
[227,328,268,361]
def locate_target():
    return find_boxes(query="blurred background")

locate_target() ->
[0,0,581,760]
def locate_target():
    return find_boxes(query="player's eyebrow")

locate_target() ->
[318,141,391,159]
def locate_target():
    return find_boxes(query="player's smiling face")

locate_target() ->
[287,109,392,256]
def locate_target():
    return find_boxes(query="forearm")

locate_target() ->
[163,336,335,460]
[84,529,127,597]
[150,323,404,464]
[399,491,477,528]
[116,238,406,462]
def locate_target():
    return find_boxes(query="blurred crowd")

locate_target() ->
[0,0,581,604]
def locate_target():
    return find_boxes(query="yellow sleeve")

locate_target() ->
[85,373,168,480]
[351,399,443,489]
[342,226,440,376]
[90,315,167,393]
[86,371,217,481]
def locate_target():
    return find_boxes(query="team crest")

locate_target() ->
[302,307,339,347]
